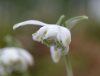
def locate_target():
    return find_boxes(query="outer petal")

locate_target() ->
[13,20,49,30]
[32,26,48,41]
[50,45,62,63]
[43,25,58,39]
[57,26,71,47]
[60,27,71,47]
[0,47,34,71]
[0,48,20,66]
[16,48,34,66]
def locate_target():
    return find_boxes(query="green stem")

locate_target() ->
[63,54,73,76]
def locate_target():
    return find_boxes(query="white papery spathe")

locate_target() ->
[0,47,33,72]
[13,20,71,63]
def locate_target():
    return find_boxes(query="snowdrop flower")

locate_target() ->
[13,20,71,63]
[0,47,33,72]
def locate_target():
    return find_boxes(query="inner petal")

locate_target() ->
[50,45,62,63]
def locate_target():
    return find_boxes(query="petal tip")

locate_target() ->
[13,20,48,30]
[13,24,18,30]
[82,15,88,19]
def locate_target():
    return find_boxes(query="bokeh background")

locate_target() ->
[0,0,100,76]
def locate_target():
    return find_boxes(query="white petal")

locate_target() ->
[32,26,48,41]
[17,48,34,66]
[43,25,58,39]
[0,48,20,66]
[60,27,71,46]
[0,47,34,71]
[13,20,49,30]
[50,45,62,63]
[32,33,41,41]
[57,26,71,47]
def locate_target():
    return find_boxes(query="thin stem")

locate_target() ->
[63,53,73,76]
[56,15,65,25]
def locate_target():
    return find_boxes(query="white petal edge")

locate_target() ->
[13,20,50,30]
[32,26,48,41]
[18,48,34,66]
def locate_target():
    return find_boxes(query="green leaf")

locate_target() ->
[56,15,65,25]
[65,15,88,29]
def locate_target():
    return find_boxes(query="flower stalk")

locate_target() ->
[63,53,73,76]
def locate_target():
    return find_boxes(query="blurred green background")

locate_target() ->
[0,0,100,76]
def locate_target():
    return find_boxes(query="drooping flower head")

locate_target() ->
[13,16,88,63]
[13,20,71,63]
[0,47,34,72]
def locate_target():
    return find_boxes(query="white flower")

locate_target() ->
[0,47,34,72]
[13,20,71,63]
